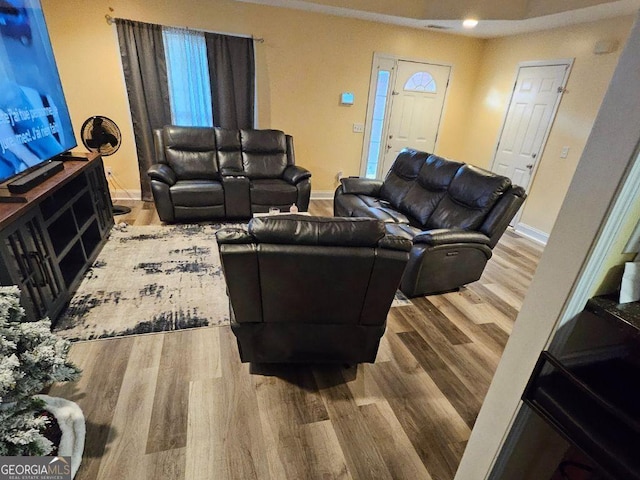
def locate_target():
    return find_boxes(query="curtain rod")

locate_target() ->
[104,14,265,43]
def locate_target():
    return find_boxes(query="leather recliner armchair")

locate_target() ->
[148,126,311,222]
[216,216,412,364]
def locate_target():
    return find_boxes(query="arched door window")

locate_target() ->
[404,72,437,93]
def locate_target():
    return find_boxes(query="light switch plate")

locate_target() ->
[560,146,570,158]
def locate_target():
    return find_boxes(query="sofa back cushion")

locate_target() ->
[215,128,243,173]
[399,155,463,227]
[241,129,288,179]
[162,126,218,180]
[427,165,512,230]
[249,216,385,247]
[380,149,429,209]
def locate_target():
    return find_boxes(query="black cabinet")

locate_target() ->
[0,210,63,321]
[0,156,113,323]
[523,297,640,480]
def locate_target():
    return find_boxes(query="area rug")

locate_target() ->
[53,222,412,342]
[53,223,232,342]
[392,290,412,307]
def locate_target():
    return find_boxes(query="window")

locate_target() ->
[364,69,390,178]
[404,72,436,93]
[162,28,213,127]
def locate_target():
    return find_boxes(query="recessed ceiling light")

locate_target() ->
[463,18,479,29]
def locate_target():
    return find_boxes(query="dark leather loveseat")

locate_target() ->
[334,149,526,297]
[216,216,411,364]
[148,126,311,222]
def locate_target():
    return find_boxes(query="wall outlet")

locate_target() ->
[105,166,114,177]
[352,123,364,133]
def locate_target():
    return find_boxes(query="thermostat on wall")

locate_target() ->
[340,92,354,105]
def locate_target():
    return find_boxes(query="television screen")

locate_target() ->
[0,0,76,184]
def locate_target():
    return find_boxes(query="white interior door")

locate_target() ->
[379,61,451,177]
[491,63,570,190]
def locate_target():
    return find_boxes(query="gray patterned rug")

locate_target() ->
[53,222,412,342]
[53,223,232,342]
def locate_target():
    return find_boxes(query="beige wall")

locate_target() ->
[464,15,634,234]
[591,171,640,296]
[41,0,483,196]
[42,1,633,234]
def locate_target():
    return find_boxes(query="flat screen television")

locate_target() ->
[0,0,76,184]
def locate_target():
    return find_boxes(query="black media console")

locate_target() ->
[0,154,113,324]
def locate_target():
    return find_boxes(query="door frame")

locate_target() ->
[490,59,574,225]
[360,52,453,178]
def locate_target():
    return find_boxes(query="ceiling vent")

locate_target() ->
[425,24,450,30]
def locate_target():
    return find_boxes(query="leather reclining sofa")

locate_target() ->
[334,149,526,297]
[148,126,311,222]
[216,216,411,364]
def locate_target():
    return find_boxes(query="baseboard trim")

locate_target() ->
[513,222,549,246]
[109,189,141,201]
[311,190,335,200]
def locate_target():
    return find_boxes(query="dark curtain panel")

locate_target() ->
[204,33,255,129]
[116,19,171,201]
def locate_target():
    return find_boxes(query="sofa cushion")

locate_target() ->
[170,180,224,207]
[335,193,411,224]
[380,149,430,209]
[400,155,463,228]
[241,129,288,178]
[250,179,298,205]
[427,165,511,230]
[352,202,411,224]
[215,128,243,173]
[162,126,218,180]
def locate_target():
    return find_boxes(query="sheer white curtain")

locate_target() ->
[162,27,213,127]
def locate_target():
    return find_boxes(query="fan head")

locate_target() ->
[81,116,121,156]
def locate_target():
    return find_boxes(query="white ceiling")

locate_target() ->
[235,0,640,37]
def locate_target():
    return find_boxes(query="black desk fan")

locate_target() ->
[80,116,131,215]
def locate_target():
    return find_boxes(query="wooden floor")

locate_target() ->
[49,200,543,480]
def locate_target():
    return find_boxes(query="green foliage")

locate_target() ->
[0,286,81,455]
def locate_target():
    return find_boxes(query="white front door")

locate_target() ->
[379,60,451,177]
[491,63,570,190]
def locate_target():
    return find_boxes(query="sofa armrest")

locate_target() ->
[413,229,491,246]
[283,165,312,184]
[215,228,254,244]
[147,164,177,186]
[378,235,412,252]
[340,177,383,196]
[221,175,251,219]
